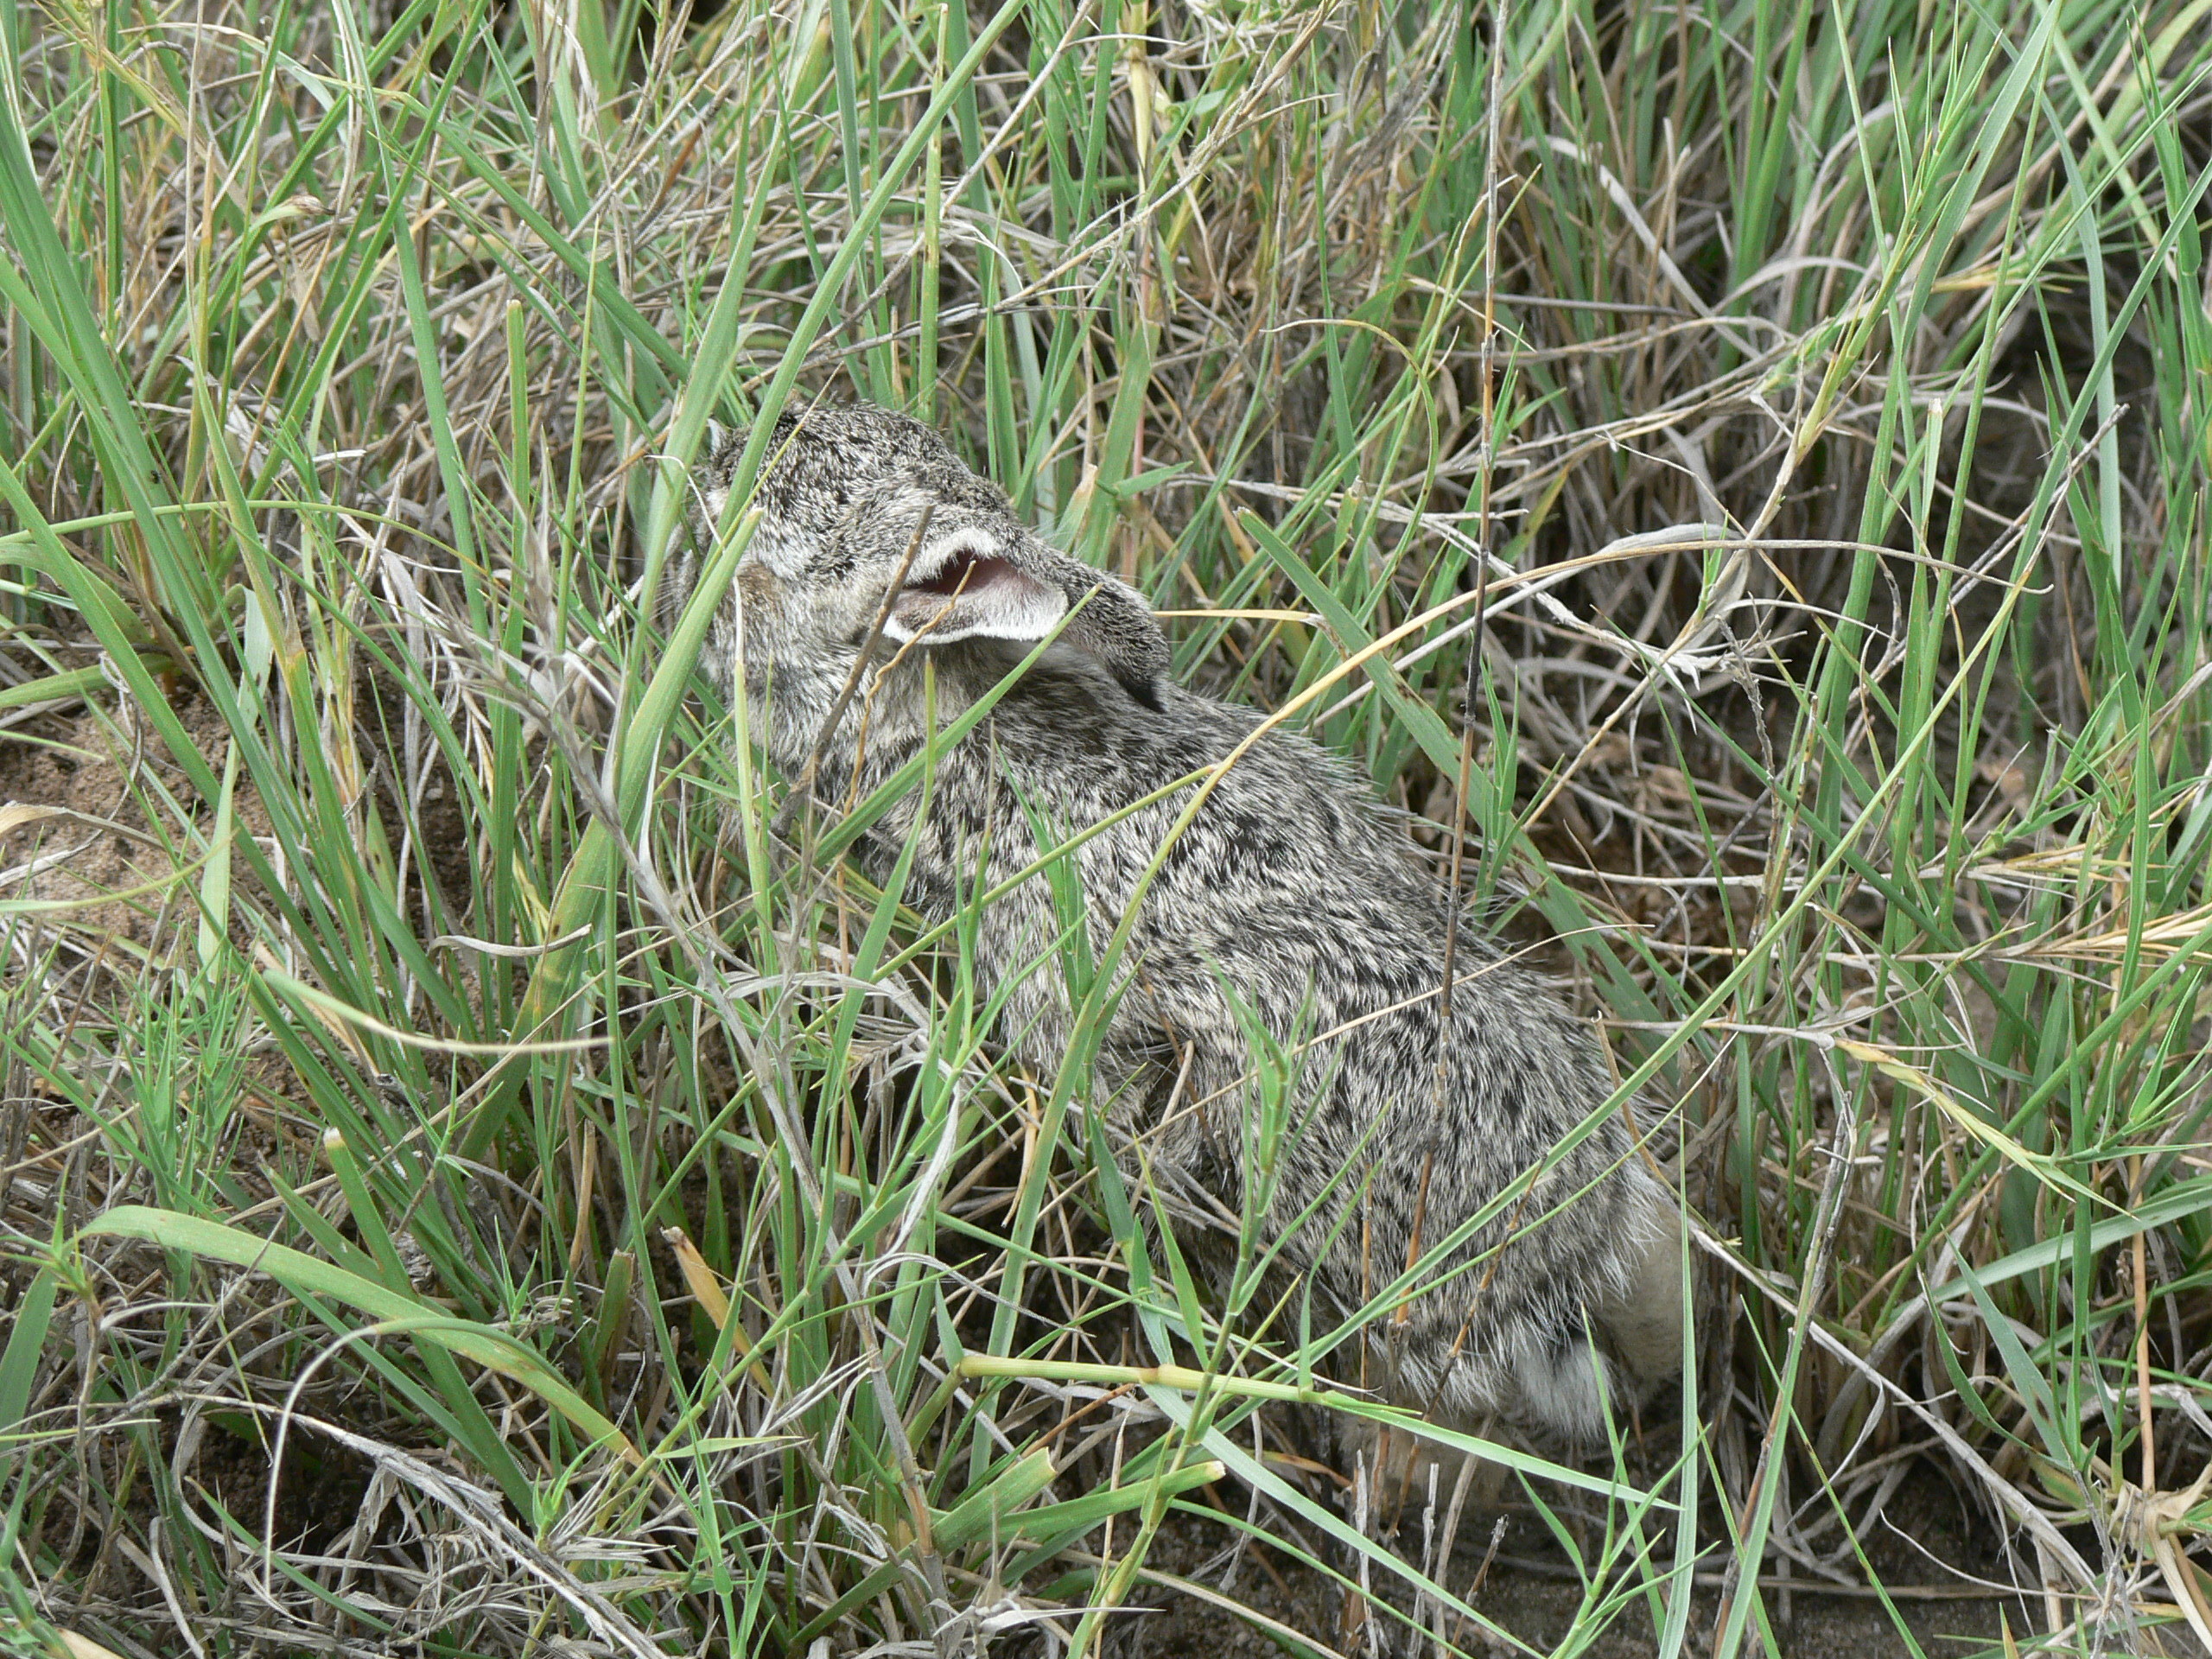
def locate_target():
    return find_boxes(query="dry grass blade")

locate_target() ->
[0,3,2208,1656]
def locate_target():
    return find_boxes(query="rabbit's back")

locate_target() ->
[827,645,1672,1435]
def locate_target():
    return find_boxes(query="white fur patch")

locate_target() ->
[1514,1338,1612,1442]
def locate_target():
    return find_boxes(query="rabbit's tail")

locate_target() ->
[1438,1179,1681,1445]
[1384,1295,1615,1445]
[1520,1180,1685,1442]
[1509,1322,1622,1444]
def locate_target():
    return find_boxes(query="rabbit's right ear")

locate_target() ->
[1052,570,1171,710]
[1001,536,1170,709]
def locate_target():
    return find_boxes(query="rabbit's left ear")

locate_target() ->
[887,530,1169,709]
[886,529,1070,646]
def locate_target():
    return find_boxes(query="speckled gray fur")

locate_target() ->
[666,402,1682,1442]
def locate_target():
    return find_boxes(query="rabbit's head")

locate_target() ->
[682,404,1169,714]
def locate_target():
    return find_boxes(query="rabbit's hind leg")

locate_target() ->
[1339,1412,1509,1541]
[1320,1409,1515,1658]
[1589,1198,1688,1395]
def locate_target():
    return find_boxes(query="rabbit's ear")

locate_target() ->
[885,529,1069,647]
[886,529,1171,708]
[1014,539,1171,709]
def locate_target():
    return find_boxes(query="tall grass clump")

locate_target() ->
[1,1,2209,1655]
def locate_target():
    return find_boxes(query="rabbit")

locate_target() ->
[664,400,1685,1459]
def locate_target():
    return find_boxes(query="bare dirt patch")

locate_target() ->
[1116,1466,2021,1658]
[0,687,266,961]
